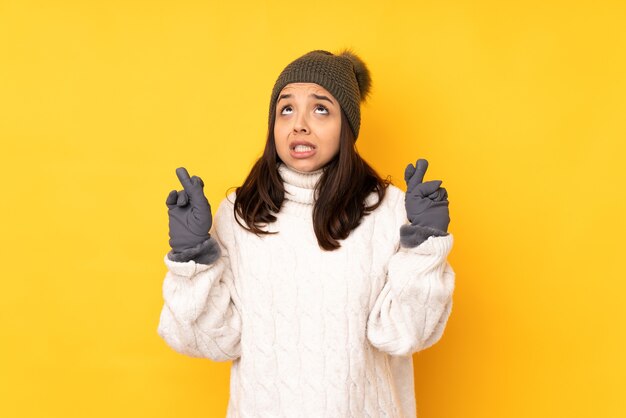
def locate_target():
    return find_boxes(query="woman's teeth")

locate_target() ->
[294,145,314,152]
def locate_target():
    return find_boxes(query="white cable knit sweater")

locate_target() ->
[157,162,455,418]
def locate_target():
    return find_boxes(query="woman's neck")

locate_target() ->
[277,162,326,206]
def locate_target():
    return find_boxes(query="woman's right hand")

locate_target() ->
[166,167,213,254]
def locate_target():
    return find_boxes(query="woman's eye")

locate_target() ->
[315,105,329,114]
[280,104,328,115]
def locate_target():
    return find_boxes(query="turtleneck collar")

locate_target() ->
[277,162,326,206]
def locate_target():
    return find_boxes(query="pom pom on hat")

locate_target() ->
[337,47,372,104]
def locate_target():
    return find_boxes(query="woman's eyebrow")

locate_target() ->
[278,93,334,105]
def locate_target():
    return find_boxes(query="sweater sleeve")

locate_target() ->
[156,195,242,362]
[366,189,455,357]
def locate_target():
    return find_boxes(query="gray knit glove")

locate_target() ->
[400,158,450,248]
[165,167,220,265]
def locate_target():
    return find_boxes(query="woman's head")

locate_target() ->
[268,48,372,173]
[233,48,390,250]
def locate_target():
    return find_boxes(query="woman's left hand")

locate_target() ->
[404,158,450,233]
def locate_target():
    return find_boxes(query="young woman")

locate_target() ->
[158,49,455,418]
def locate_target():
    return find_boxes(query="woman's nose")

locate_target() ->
[293,113,309,133]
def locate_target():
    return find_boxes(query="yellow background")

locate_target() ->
[1,0,624,417]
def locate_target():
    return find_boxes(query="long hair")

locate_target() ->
[232,109,392,251]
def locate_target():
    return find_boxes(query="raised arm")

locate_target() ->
[157,179,242,362]
[366,178,455,357]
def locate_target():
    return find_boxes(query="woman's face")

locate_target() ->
[274,82,341,172]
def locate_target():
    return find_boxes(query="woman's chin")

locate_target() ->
[286,160,322,173]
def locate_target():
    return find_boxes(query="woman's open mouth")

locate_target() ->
[290,144,316,159]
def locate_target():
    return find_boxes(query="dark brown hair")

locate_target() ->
[232,110,392,251]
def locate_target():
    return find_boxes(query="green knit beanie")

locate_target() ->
[268,48,372,140]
